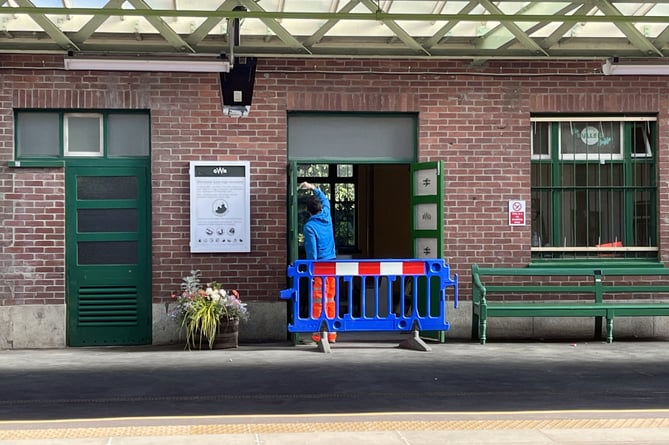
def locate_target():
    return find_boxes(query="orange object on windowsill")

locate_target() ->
[596,240,623,257]
[596,241,623,248]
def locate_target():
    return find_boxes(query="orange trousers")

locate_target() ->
[312,276,337,342]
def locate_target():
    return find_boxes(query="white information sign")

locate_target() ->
[414,238,438,259]
[189,161,251,253]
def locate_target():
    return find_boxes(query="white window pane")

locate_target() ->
[16,112,59,158]
[560,121,621,159]
[65,114,102,156]
[108,114,150,157]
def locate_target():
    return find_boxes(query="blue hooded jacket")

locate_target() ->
[303,188,336,260]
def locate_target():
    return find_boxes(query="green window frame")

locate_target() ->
[530,116,657,260]
[13,110,150,164]
[297,163,358,255]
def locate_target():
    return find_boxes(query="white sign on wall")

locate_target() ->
[508,199,526,226]
[189,161,251,253]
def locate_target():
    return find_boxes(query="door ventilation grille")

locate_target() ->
[78,286,138,326]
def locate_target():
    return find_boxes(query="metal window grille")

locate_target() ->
[530,117,657,260]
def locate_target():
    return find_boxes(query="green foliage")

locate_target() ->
[170,270,248,350]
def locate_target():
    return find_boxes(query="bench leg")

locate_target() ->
[479,305,488,345]
[606,318,614,343]
[472,311,479,340]
[480,318,487,345]
[594,316,603,340]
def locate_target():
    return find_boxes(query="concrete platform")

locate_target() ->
[1,334,669,444]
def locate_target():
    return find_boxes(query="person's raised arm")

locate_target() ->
[299,181,331,216]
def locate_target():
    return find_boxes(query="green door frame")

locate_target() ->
[410,161,445,342]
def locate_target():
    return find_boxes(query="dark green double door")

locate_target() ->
[65,161,151,346]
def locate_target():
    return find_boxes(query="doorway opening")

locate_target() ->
[295,162,412,261]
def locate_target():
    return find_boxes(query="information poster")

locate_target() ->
[190,161,250,253]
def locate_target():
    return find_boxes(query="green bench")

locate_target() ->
[471,264,669,344]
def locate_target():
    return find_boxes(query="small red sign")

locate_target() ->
[508,200,526,226]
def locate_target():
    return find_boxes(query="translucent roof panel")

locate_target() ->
[1,0,669,60]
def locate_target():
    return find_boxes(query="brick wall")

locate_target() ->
[1,54,667,309]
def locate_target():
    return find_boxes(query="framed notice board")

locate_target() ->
[189,161,251,253]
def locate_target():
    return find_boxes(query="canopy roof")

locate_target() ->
[2,0,669,62]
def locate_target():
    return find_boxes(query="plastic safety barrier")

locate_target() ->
[280,259,458,352]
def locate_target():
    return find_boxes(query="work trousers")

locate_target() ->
[312,276,337,342]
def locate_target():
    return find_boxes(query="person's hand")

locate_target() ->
[299,181,314,191]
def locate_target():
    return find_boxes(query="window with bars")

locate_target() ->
[530,116,657,260]
[297,163,357,254]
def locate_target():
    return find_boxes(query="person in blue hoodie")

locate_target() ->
[299,181,337,343]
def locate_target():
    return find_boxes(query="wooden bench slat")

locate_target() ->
[601,285,669,293]
[485,285,596,293]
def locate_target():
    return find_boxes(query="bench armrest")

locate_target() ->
[471,264,487,304]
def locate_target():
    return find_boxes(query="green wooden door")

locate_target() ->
[410,161,445,342]
[65,161,151,346]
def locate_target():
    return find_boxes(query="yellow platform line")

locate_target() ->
[2,415,669,440]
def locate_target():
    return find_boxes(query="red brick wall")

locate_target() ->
[1,54,667,307]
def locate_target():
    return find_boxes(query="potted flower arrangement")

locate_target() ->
[171,270,249,350]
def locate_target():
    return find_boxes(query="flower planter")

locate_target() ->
[211,317,239,349]
[171,270,248,350]
[193,317,239,350]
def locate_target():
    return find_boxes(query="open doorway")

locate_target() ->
[293,162,413,324]
[286,113,445,341]
[287,112,418,263]
[295,163,412,260]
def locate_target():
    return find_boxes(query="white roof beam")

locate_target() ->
[329,1,340,13]
[360,0,430,55]
[541,3,596,49]
[475,1,544,51]
[477,0,548,56]
[423,1,478,49]
[652,24,669,49]
[12,0,79,50]
[430,0,447,19]
[126,0,194,53]
[303,0,361,47]
[594,0,662,56]
[185,0,236,47]
[238,0,311,54]
[70,0,125,42]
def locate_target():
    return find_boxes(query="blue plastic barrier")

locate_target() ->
[280,259,458,351]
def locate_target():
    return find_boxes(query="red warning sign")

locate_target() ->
[508,200,526,226]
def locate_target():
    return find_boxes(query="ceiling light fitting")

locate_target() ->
[63,58,230,72]
[602,59,669,76]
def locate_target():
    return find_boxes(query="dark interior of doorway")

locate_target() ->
[297,163,412,260]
